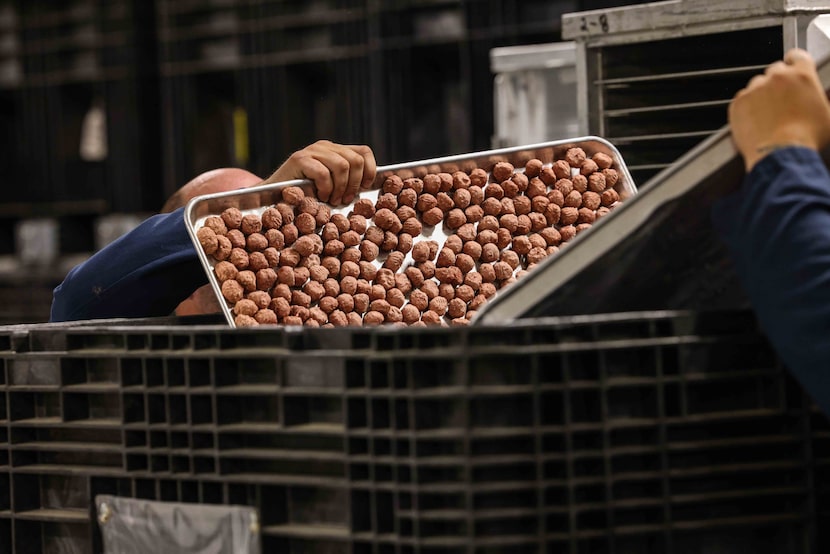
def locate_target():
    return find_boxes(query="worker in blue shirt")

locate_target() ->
[712,48,830,415]
[50,140,376,322]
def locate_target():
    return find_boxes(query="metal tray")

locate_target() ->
[184,137,637,327]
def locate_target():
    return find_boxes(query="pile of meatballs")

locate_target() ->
[195,147,623,327]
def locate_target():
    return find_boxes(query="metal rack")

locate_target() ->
[563,0,830,186]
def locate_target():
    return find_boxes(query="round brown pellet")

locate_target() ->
[464,272,483,291]
[273,283,292,301]
[227,230,246,249]
[396,233,414,254]
[396,187,416,208]
[501,179,520,198]
[329,310,349,327]
[204,216,228,236]
[383,175,404,195]
[482,197,502,217]
[309,265,329,283]
[281,186,305,206]
[444,209,465,229]
[437,248,457,268]
[477,229,498,246]
[560,225,577,242]
[417,193,438,213]
[438,283,455,300]
[572,174,588,194]
[480,282,497,299]
[592,152,613,170]
[513,196,531,216]
[315,205,332,227]
[511,172,529,193]
[304,280,325,302]
[452,171,471,190]
[436,192,454,213]
[369,299,392,316]
[540,227,562,246]
[526,178,547,198]
[197,227,218,255]
[576,223,592,234]
[214,261,238,283]
[330,213,350,234]
[462,240,482,260]
[345,312,362,326]
[387,288,406,309]
[401,304,421,324]
[564,190,582,209]
[423,174,441,195]
[539,167,558,187]
[276,203,295,225]
[256,268,277,291]
[492,162,514,182]
[516,215,532,235]
[525,159,543,178]
[405,266,425,288]
[422,207,444,226]
[601,188,620,206]
[246,233,268,252]
[403,177,424,194]
[469,185,485,206]
[213,235,232,261]
[321,279,340,298]
[339,231,360,248]
[340,261,360,279]
[602,168,619,187]
[560,207,579,226]
[360,226,381,247]
[429,295,449,316]
[356,279,372,296]
[409,289,429,311]
[512,235,532,256]
[448,297,467,319]
[230,248,250,270]
[254,309,278,325]
[354,293,370,314]
[588,173,607,193]
[528,233,547,250]
[554,179,574,197]
[480,242,500,263]
[531,196,549,215]
[597,206,611,218]
[580,158,599,176]
[319,296,338,314]
[309,307,328,325]
[578,208,596,225]
[294,266,310,284]
[496,228,512,250]
[233,298,258,316]
[421,311,443,326]
[359,240,379,262]
[454,188,472,209]
[493,261,513,281]
[565,147,587,168]
[333,277,355,298]
[292,236,315,258]
[321,256,341,278]
[383,251,405,272]
[221,207,243,230]
[341,248,362,265]
[234,314,258,327]
[582,191,601,210]
[469,168,488,187]
[420,281,440,300]
[268,298,291,318]
[500,250,521,270]
[375,268,396,290]
[418,261,436,280]
[500,197,516,216]
[376,192,398,211]
[544,203,561,226]
[222,279,244,303]
[364,311,385,325]
[468,294,486,312]
[353,198,376,218]
[456,253,475,274]
[281,223,299,246]
[336,293,355,313]
[485,183,505,200]
[241,214,263,235]
[369,284,386,301]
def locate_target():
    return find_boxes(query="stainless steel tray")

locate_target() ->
[184,137,637,327]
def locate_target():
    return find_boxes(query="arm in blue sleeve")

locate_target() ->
[50,208,207,322]
[712,146,830,415]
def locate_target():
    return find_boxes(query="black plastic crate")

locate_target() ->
[0,309,827,552]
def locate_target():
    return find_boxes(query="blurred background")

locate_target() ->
[0,0,649,324]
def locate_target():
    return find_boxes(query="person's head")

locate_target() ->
[163,168,263,316]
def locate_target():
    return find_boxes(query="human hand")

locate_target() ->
[729,48,830,172]
[263,140,377,205]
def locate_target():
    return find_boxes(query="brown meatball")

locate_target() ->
[485,183,505,200]
[445,209,466,230]
[197,227,218,255]
[564,190,583,209]
[465,272,483,291]
[256,268,277,291]
[580,158,599,176]
[588,173,607,193]
[513,196,532,216]
[405,266,426,288]
[401,218,422,236]
[387,288,406,309]
[214,260,238,283]
[383,175,404,195]
[376,192,398,211]
[540,227,562,246]
[572,174,588,194]
[221,279,244,303]
[511,172,529,193]
[213,235,232,261]
[375,268,396,290]
[240,214,262,235]
[383,251,405,272]
[559,225,577,242]
[412,241,433,263]
[237,270,257,292]
[276,203,295,225]
[423,174,442,195]
[492,162,514,182]
[429,295,449,316]
[235,314,258,327]
[226,229,246,249]
[601,188,620,206]
[340,230,361,248]
[560,207,579,226]
[204,216,228,236]
[469,168,488,187]
[281,223,299,246]
[396,233,414,254]
[462,240,482,260]
[525,159,543,178]
[230,248,250,270]
[403,177,424,194]
[565,147,587,167]
[582,191,601,210]
[254,309,278,325]
[315,205,331,227]
[363,311,385,325]
[234,298,258,317]
[374,208,402,233]
[221,207,243,230]
[281,186,305,206]
[271,298,291,317]
[526,178,547,199]
[602,168,619,187]
[359,261,377,282]
[501,179,520,198]
[381,232,399,252]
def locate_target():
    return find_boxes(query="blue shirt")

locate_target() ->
[50,207,206,322]
[712,146,830,415]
